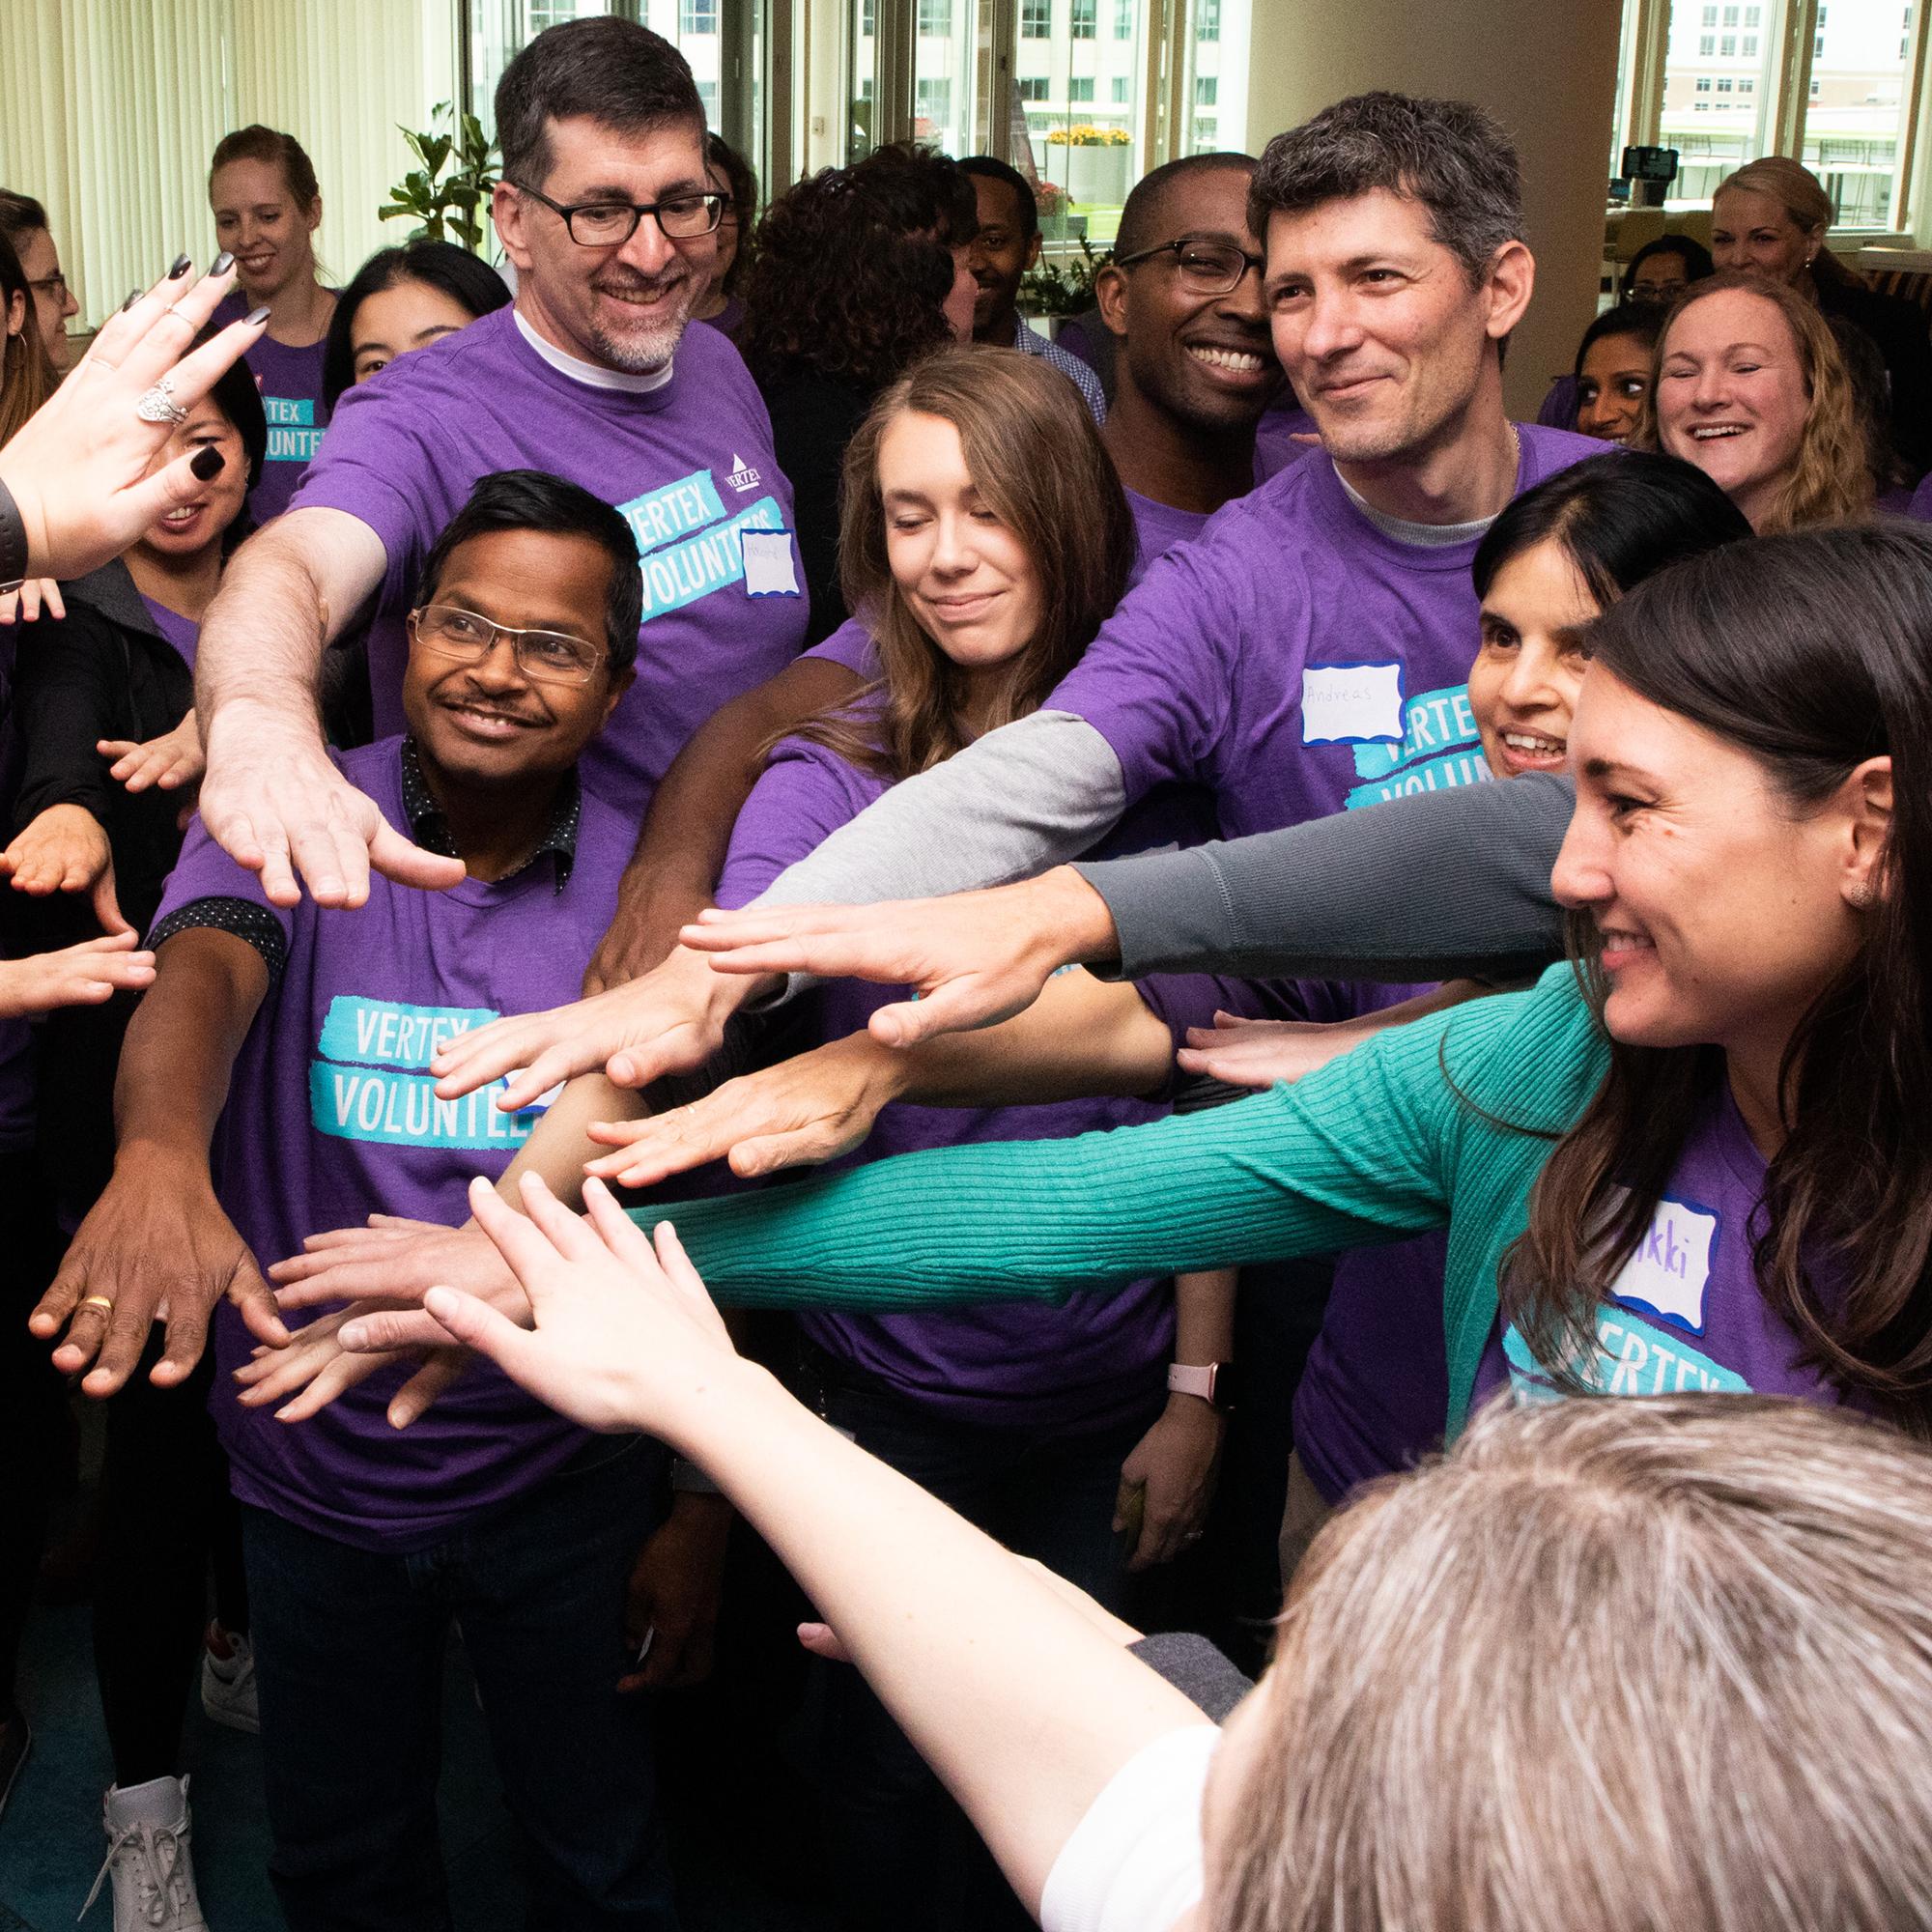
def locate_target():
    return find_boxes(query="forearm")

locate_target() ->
[1075,772,1571,982]
[1172,1266,1236,1366]
[112,934,266,1162]
[662,1076,1440,1312]
[498,1073,651,1208]
[755,712,1127,910]
[668,1356,1207,1910]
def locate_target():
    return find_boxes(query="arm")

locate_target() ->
[680,774,1572,1047]
[28,925,288,1394]
[584,654,865,994]
[423,1176,1213,1916]
[193,507,465,907]
[10,602,126,829]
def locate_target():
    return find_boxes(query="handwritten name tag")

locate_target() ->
[1301,662,1404,745]
[1606,1196,1719,1335]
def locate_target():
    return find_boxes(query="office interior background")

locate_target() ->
[3,0,1930,418]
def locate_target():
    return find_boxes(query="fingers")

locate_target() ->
[430,1015,565,1101]
[650,1222,733,1347]
[728,1128,823,1179]
[339,1307,451,1352]
[272,1343,399,1424]
[419,1286,530,1377]
[580,1177,666,1275]
[43,581,66,621]
[867,994,952,1048]
[386,1347,470,1430]
[230,1259,293,1350]
[367,819,466,894]
[515,1169,614,1271]
[90,864,131,937]
[78,1291,165,1398]
[795,1621,853,1664]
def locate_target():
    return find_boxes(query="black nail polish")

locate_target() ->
[119,287,142,313]
[167,252,192,278]
[211,250,234,276]
[244,304,270,327]
[189,445,226,481]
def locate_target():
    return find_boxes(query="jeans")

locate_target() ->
[806,1347,1162,1932]
[242,1435,676,1932]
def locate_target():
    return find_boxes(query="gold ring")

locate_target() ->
[79,1294,115,1315]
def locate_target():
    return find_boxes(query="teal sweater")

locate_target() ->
[663,961,1610,1438]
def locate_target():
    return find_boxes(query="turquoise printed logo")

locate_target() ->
[616,469,792,622]
[1345,681,1493,810]
[263,395,322,465]
[1501,1314,1751,1404]
[308,995,544,1151]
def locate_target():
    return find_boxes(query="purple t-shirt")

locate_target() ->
[1049,427,1601,843]
[153,737,635,1550]
[1125,489,1211,582]
[214,293,329,526]
[717,715,1199,1428]
[139,596,200,670]
[1908,469,1932,521]
[290,306,809,821]
[1470,1084,1857,1413]
[1251,404,1321,481]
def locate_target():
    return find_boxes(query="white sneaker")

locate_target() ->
[199,1625,259,1735]
[82,1774,210,1930]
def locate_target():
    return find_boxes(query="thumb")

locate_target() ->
[422,1284,534,1375]
[90,861,132,937]
[231,1257,292,1349]
[121,446,233,529]
[796,1621,854,1664]
[868,988,969,1049]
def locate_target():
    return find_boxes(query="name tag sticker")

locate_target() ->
[1301,662,1404,744]
[504,1072,563,1117]
[741,528,801,597]
[1606,1195,1719,1335]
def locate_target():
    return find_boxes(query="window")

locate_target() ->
[678,0,717,30]
[696,78,719,122]
[1194,74,1217,103]
[1071,0,1096,35]
[1111,74,1130,100]
[1696,74,1713,88]
[1741,32,1757,50]
[1021,0,1051,35]
[1717,74,1732,88]
[1745,2,1760,17]
[1702,2,1717,16]
[1812,74,1823,91]
[1192,115,1218,146]
[918,0,952,33]
[1018,75,1049,99]
[1114,0,1133,33]
[1722,3,1738,20]
[916,76,952,121]
[1719,32,1736,50]
[1196,0,1222,37]
[1699,33,1717,51]
[1068,75,1094,99]
[1739,75,1753,91]
[1694,98,1711,107]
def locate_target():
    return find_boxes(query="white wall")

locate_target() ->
[1241,0,1626,416]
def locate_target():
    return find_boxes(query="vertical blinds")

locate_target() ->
[0,0,458,327]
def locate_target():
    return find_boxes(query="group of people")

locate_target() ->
[6,14,1932,1932]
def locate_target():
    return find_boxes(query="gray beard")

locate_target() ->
[587,276,696,373]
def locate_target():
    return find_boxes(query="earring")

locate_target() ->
[1849,877,1876,909]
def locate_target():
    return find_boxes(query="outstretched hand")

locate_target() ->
[676,867,1118,1050]
[0,933,155,1016]
[416,1173,741,1441]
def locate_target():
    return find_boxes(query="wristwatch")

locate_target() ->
[1168,1361,1235,1410]
[0,478,29,596]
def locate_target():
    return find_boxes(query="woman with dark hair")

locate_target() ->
[0,226,53,451]
[209,124,336,522]
[0,338,266,1923]
[1622,231,1715,306]
[320,240,510,412]
[693,132,757,341]
[1570,302,1665,444]
[740,142,980,644]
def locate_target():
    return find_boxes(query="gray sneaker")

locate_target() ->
[199,1626,259,1734]
[82,1775,209,1930]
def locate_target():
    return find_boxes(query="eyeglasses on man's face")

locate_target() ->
[408,604,608,686]
[511,181,727,247]
[1114,237,1265,297]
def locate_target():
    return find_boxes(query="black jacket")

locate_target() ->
[12,557,195,941]
[754,366,874,648]
[1817,275,1932,480]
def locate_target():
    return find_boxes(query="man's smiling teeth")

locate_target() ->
[1690,424,1747,440]
[1502,731,1563,753]
[1187,345,1266,373]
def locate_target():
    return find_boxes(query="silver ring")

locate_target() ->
[134,373,188,426]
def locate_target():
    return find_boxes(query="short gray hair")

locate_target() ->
[1248,91,1524,284]
[1216,1395,1932,1932]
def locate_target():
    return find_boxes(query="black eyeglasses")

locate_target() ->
[27,270,68,300]
[511,180,727,247]
[1114,238,1264,296]
[408,605,608,686]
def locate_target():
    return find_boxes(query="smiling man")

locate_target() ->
[189,16,808,911]
[38,472,686,1929]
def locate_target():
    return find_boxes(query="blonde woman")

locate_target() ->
[1638,270,1870,531]
[1713,154,1932,475]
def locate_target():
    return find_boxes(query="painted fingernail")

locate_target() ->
[211,250,234,275]
[244,304,270,327]
[167,252,192,278]
[119,287,142,313]
[190,445,226,481]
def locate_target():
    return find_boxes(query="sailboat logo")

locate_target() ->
[725,452,761,494]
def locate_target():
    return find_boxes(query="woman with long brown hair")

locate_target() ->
[1637,270,1870,530]
[0,228,54,450]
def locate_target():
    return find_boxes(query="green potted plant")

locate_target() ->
[1043,124,1132,209]
[1019,238,1112,322]
[380,102,500,253]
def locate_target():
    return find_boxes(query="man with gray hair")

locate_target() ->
[425,92,1602,1122]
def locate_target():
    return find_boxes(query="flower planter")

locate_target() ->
[1065,144,1130,207]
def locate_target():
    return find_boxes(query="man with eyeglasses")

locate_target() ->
[0,191,81,373]
[43,470,684,1927]
[190,15,807,911]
